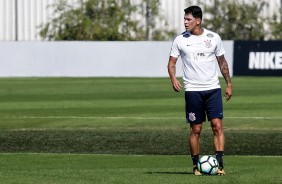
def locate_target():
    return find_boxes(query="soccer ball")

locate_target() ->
[197,155,219,175]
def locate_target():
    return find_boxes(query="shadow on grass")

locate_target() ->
[0,130,281,155]
[145,171,193,175]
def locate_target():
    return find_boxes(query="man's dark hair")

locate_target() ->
[184,6,202,19]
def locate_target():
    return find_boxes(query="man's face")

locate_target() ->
[184,13,201,32]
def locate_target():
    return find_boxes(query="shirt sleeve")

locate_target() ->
[170,37,180,58]
[215,35,225,56]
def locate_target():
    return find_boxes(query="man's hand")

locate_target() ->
[171,79,182,92]
[168,56,182,92]
[224,84,232,101]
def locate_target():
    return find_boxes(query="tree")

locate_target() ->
[198,0,268,40]
[269,9,282,40]
[140,0,175,40]
[39,0,176,41]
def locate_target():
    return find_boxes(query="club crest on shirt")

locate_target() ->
[204,39,212,48]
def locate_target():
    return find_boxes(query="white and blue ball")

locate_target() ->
[197,155,219,175]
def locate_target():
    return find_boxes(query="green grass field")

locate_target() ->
[0,154,282,184]
[0,77,281,183]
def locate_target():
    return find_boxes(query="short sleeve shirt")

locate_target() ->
[170,29,225,91]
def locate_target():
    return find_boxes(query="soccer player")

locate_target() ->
[167,6,232,176]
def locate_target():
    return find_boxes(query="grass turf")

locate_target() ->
[0,77,281,183]
[0,77,281,155]
[0,153,281,184]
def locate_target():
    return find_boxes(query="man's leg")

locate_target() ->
[211,118,224,151]
[190,123,202,175]
[211,118,225,175]
[185,91,205,175]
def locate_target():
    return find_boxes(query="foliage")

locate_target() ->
[269,10,282,40]
[139,0,175,40]
[199,0,268,40]
[39,0,176,41]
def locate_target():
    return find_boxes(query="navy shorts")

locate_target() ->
[185,88,223,124]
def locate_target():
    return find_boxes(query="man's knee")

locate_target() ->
[211,119,223,133]
[190,124,202,135]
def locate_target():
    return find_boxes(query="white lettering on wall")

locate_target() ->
[249,52,260,69]
[275,52,282,69]
[249,52,282,70]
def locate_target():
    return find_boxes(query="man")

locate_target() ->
[167,6,232,176]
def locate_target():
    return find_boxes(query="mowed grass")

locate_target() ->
[0,153,281,184]
[0,77,281,155]
[0,77,281,183]
[0,77,281,130]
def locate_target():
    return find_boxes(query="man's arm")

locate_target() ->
[167,56,182,92]
[216,55,232,101]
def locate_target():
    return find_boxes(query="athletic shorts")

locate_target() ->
[185,88,223,124]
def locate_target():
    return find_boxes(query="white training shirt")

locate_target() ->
[170,29,225,91]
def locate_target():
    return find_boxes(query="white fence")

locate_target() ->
[1,0,280,41]
[0,0,188,41]
[0,41,233,77]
